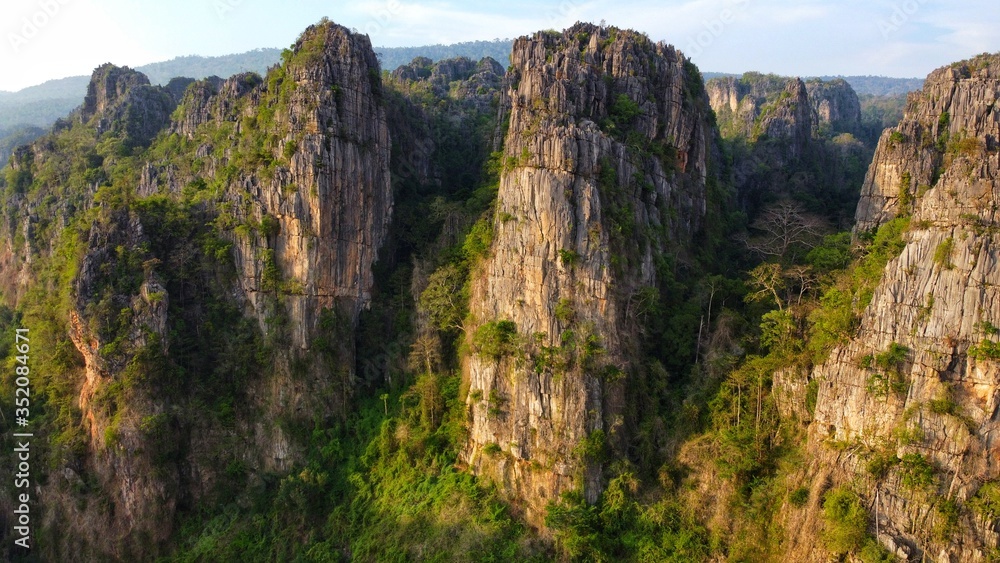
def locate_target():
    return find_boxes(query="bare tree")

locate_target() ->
[784,264,817,306]
[745,200,826,263]
[746,262,787,311]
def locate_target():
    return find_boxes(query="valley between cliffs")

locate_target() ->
[0,17,998,563]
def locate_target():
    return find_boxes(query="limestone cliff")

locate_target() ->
[793,53,1000,561]
[163,22,392,352]
[707,73,862,143]
[856,55,1000,232]
[81,63,177,147]
[707,73,811,151]
[707,72,868,227]
[0,21,394,560]
[461,23,715,524]
[62,209,176,553]
[805,77,862,136]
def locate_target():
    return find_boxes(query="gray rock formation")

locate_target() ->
[0,21,396,559]
[806,78,862,135]
[797,53,1000,561]
[81,63,175,147]
[462,23,715,525]
[856,56,1000,232]
[707,72,811,150]
[164,23,392,351]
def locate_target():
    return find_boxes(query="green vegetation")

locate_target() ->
[789,487,810,507]
[861,342,910,397]
[3,19,978,563]
[558,248,580,266]
[822,487,868,554]
[933,236,955,269]
[808,217,909,363]
[899,453,935,491]
[970,339,1000,360]
[473,320,519,360]
[897,171,913,214]
[375,39,513,72]
[971,481,1000,520]
[545,475,710,561]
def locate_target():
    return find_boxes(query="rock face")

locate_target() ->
[804,53,1000,561]
[0,21,395,559]
[166,23,392,352]
[805,78,862,135]
[707,73,862,143]
[707,73,869,226]
[462,23,715,525]
[385,55,506,186]
[707,73,812,151]
[856,56,1000,232]
[65,209,175,550]
[82,63,176,147]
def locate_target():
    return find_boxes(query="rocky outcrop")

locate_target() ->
[856,55,1000,232]
[230,25,391,349]
[63,209,175,552]
[0,21,396,560]
[708,73,861,143]
[81,63,176,147]
[806,78,862,135]
[707,73,870,226]
[462,23,715,525]
[163,76,196,103]
[158,22,392,354]
[384,55,506,200]
[82,64,151,118]
[801,53,1000,561]
[707,73,811,149]
[391,56,504,114]
[169,75,225,137]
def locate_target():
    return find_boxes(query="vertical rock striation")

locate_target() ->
[801,53,1000,561]
[462,23,715,525]
[706,73,811,150]
[0,20,395,559]
[168,22,392,349]
[805,78,862,136]
[856,55,1000,232]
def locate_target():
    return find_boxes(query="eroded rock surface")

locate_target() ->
[462,23,716,525]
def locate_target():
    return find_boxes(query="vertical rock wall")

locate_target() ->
[803,54,1000,561]
[462,23,714,525]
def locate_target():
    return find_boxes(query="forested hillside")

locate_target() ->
[1,18,998,562]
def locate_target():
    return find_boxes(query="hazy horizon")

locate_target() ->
[2,0,997,92]
[1,43,934,96]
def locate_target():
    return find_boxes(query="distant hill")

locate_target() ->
[0,76,89,130]
[0,40,924,167]
[815,75,924,96]
[375,40,514,71]
[0,41,519,164]
[0,124,44,167]
[0,48,288,161]
[136,48,282,85]
[0,48,284,132]
[702,72,923,97]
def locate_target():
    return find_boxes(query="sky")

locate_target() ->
[1,0,998,92]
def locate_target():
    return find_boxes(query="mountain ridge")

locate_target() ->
[1,18,999,561]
